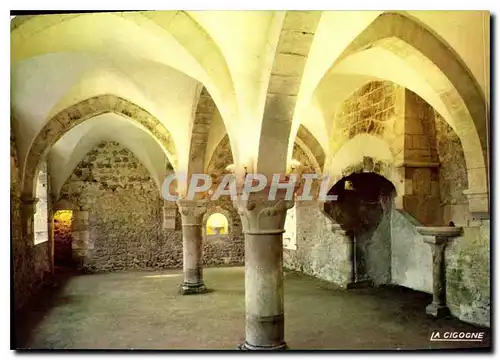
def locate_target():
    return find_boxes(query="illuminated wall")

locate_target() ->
[206,213,229,235]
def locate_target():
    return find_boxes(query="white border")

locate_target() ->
[4,3,497,359]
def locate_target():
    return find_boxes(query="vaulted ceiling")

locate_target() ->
[11,10,490,198]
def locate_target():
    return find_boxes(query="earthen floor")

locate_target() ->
[14,266,490,350]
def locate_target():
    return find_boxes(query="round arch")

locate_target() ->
[202,206,233,237]
[325,134,399,193]
[22,95,178,198]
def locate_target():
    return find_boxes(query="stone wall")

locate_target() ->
[11,131,51,311]
[446,220,490,327]
[59,141,242,272]
[283,202,351,287]
[355,200,392,286]
[434,112,470,226]
[203,197,244,266]
[390,209,490,327]
[390,210,432,293]
[334,81,397,153]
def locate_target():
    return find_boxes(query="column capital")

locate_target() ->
[233,191,294,235]
[176,199,208,226]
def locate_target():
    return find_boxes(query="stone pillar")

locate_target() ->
[416,226,462,318]
[234,191,294,350]
[177,199,208,295]
[71,210,89,269]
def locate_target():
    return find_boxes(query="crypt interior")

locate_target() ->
[11,10,491,350]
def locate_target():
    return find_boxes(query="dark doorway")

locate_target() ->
[325,172,396,286]
[53,210,74,273]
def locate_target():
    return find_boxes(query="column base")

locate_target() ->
[179,282,208,295]
[346,280,374,289]
[237,341,288,351]
[426,302,450,318]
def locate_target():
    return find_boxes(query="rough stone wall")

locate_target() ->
[398,89,442,226]
[206,135,233,184]
[324,173,394,286]
[283,202,351,287]
[402,90,439,164]
[11,131,50,310]
[390,211,490,327]
[445,220,490,327]
[292,142,317,174]
[433,112,489,326]
[390,210,432,293]
[203,132,244,266]
[434,112,470,226]
[337,81,396,140]
[203,197,244,266]
[332,81,397,154]
[59,141,165,272]
[59,141,240,272]
[355,199,392,286]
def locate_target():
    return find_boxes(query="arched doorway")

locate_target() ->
[325,172,396,286]
[206,213,229,236]
[53,210,74,272]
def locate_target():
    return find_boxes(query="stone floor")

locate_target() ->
[14,266,490,350]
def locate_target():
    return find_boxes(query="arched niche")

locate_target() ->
[202,206,232,238]
[325,172,396,287]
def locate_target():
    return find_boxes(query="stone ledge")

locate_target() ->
[416,226,463,239]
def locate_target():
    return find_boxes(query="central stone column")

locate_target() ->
[177,199,208,295]
[234,189,294,350]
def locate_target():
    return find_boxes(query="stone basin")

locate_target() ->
[415,226,462,238]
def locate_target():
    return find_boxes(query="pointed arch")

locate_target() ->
[323,12,489,211]
[11,12,239,136]
[256,11,322,176]
[22,95,178,198]
[187,87,238,179]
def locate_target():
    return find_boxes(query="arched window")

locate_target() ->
[283,204,297,250]
[206,213,229,235]
[34,166,49,245]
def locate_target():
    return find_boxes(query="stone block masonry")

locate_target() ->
[59,141,243,273]
[11,132,51,311]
